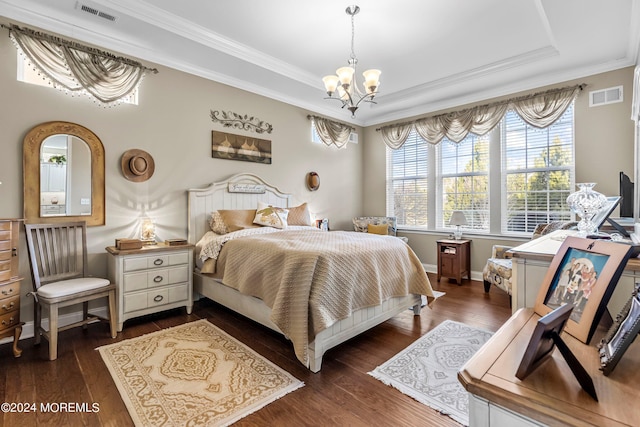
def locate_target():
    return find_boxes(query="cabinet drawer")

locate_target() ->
[0,311,20,331]
[0,249,11,262]
[0,281,18,297]
[0,240,11,252]
[123,251,189,272]
[123,284,188,313]
[0,222,11,232]
[0,295,19,314]
[122,265,189,292]
[0,230,10,241]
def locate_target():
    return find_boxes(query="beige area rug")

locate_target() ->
[369,320,492,426]
[97,319,304,427]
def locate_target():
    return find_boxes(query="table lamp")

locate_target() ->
[450,211,467,240]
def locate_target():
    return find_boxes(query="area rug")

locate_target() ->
[369,320,492,426]
[97,319,303,427]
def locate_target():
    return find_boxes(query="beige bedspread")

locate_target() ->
[216,229,435,367]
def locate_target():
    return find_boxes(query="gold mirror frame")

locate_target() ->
[23,121,105,226]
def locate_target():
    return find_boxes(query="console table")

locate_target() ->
[459,307,640,426]
[509,230,640,316]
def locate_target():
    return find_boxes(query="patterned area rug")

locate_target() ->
[97,319,303,426]
[369,320,492,426]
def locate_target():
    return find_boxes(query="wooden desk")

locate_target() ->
[509,230,640,316]
[459,308,640,426]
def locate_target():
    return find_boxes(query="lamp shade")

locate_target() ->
[449,211,468,226]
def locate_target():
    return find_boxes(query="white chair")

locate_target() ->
[24,221,117,360]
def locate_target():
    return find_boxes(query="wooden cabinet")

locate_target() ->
[0,219,23,357]
[437,239,471,284]
[106,244,194,332]
[459,307,640,426]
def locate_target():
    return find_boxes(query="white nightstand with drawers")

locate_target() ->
[106,243,194,331]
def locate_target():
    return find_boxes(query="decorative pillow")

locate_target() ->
[253,202,289,229]
[287,202,313,226]
[209,211,229,234]
[218,209,259,232]
[368,223,389,235]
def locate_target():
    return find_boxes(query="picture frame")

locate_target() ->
[534,236,633,344]
[597,283,640,376]
[516,303,574,380]
[516,303,598,400]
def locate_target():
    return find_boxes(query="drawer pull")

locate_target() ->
[153,259,164,266]
[153,275,163,283]
[2,302,14,310]
[153,295,164,302]
[1,288,13,296]
[12,248,17,257]
[1,317,14,326]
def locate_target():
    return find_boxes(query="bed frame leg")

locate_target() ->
[308,348,323,373]
[412,303,421,315]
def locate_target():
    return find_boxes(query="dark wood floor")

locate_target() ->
[0,274,511,426]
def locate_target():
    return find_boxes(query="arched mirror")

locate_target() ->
[24,121,105,226]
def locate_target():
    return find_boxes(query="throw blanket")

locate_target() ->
[217,230,435,367]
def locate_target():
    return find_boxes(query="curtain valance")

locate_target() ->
[378,84,583,149]
[308,115,355,148]
[6,24,158,105]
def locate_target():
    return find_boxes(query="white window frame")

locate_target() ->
[385,103,575,236]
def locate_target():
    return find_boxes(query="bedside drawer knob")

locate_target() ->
[1,289,13,296]
[153,295,164,302]
[2,317,14,325]
[153,275,163,283]
[153,259,164,266]
[2,302,14,310]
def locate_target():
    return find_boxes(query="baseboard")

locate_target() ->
[0,306,109,345]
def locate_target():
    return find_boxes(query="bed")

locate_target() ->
[188,173,435,372]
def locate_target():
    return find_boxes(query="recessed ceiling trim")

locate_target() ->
[88,0,320,88]
[379,45,559,105]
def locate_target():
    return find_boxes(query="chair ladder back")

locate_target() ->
[25,222,87,288]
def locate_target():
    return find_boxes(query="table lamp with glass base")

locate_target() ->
[450,210,468,240]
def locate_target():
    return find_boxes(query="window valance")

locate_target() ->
[5,24,158,105]
[308,115,355,148]
[378,84,583,149]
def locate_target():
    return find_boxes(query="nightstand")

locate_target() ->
[437,239,471,285]
[106,243,194,332]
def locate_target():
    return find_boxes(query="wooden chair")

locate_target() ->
[24,221,117,360]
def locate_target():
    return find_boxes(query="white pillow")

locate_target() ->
[253,201,289,229]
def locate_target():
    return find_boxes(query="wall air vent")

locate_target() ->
[76,2,117,22]
[589,86,623,107]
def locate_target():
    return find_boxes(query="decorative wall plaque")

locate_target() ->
[210,110,273,134]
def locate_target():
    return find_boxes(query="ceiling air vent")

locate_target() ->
[76,2,117,22]
[589,86,623,107]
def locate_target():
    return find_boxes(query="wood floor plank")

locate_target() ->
[0,275,511,426]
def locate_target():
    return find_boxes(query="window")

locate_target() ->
[386,103,575,236]
[17,53,138,105]
[386,129,428,228]
[438,134,490,232]
[502,105,574,233]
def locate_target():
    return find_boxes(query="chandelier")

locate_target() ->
[322,5,381,117]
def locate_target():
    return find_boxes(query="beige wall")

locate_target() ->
[0,21,363,324]
[363,67,636,275]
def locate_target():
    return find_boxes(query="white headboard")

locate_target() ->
[187,173,292,244]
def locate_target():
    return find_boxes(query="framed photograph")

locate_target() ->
[516,303,574,380]
[534,236,633,344]
[598,284,640,376]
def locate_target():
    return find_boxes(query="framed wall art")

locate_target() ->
[598,283,640,376]
[534,236,633,344]
[211,131,272,164]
